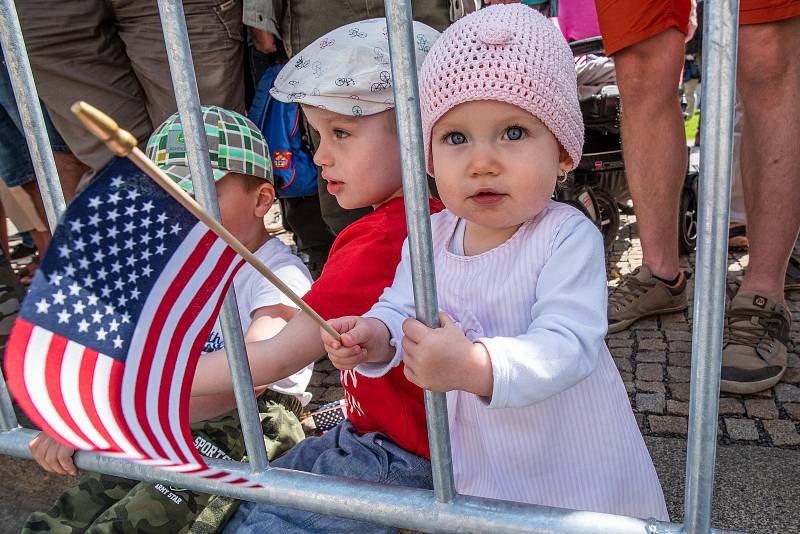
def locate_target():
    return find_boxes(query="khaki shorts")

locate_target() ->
[17,0,246,174]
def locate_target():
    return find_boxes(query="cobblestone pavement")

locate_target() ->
[290,211,800,450]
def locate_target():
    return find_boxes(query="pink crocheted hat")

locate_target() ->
[419,4,584,174]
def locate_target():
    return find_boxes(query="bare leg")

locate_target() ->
[0,198,8,258]
[20,181,50,255]
[53,152,89,202]
[736,17,800,305]
[614,29,687,280]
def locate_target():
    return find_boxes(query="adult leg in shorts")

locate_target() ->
[595,0,690,281]
[17,0,245,175]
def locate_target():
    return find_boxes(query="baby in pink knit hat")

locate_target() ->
[324,5,668,519]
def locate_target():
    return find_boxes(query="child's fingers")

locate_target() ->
[401,317,431,342]
[56,445,77,476]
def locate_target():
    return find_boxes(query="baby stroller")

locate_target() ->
[556,37,699,254]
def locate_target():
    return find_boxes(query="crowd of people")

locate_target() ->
[0,0,797,532]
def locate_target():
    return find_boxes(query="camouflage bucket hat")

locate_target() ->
[145,106,273,194]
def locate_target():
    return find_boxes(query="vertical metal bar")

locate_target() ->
[684,1,739,532]
[0,373,19,432]
[157,0,269,474]
[384,0,456,503]
[0,0,66,228]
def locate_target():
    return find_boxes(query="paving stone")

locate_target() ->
[635,413,645,432]
[782,368,800,384]
[307,386,326,402]
[724,418,759,441]
[788,353,800,368]
[632,319,659,330]
[322,373,342,386]
[783,403,800,419]
[636,380,665,393]
[607,338,634,348]
[668,341,693,353]
[636,392,665,414]
[718,397,745,415]
[775,384,800,402]
[309,371,325,387]
[667,400,689,416]
[619,372,633,383]
[610,347,633,359]
[744,399,779,420]
[635,330,663,339]
[636,363,664,382]
[668,352,692,367]
[638,338,666,351]
[667,366,691,383]
[315,359,336,372]
[665,330,693,342]
[649,415,688,436]
[320,386,345,403]
[613,358,632,373]
[762,420,800,446]
[636,351,666,363]
[624,381,635,394]
[668,382,690,401]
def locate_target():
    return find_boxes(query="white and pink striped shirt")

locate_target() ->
[360,202,668,520]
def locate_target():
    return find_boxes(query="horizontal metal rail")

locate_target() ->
[0,428,743,534]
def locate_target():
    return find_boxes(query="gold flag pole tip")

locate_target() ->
[71,101,138,157]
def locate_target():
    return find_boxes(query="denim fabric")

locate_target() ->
[0,56,70,187]
[223,421,432,534]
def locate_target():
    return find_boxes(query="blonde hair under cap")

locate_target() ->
[270,18,440,117]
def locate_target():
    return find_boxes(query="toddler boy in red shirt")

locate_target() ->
[190,18,443,534]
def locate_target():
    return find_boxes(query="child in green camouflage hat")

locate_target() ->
[24,106,312,534]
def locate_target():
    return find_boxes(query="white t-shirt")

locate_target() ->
[203,238,314,405]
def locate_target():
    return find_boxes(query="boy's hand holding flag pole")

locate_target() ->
[71,101,339,341]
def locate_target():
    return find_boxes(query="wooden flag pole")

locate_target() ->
[70,101,341,342]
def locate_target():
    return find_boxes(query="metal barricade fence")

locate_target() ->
[0,0,742,532]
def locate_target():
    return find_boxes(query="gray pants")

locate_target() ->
[17,0,246,174]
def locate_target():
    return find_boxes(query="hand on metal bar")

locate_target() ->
[70,101,340,342]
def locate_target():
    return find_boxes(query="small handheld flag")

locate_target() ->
[3,157,258,486]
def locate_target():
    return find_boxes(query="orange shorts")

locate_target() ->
[596,0,800,56]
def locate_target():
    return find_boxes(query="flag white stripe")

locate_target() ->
[24,327,92,449]
[60,342,110,449]
[121,223,209,460]
[92,355,142,458]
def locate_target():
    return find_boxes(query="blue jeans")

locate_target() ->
[224,421,432,534]
[0,54,69,187]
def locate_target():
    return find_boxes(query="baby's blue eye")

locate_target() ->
[505,127,525,141]
[446,132,467,145]
[334,129,350,139]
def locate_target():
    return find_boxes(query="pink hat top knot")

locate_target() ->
[419,4,584,175]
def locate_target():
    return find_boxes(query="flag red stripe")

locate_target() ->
[133,230,220,461]
[108,357,143,456]
[177,257,246,468]
[78,349,119,452]
[158,239,239,465]
[44,334,94,448]
[3,320,71,446]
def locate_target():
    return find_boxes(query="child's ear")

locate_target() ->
[558,146,572,173]
[254,183,276,217]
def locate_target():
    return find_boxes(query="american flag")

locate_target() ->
[3,157,258,487]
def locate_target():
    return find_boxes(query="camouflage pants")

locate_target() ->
[23,397,304,534]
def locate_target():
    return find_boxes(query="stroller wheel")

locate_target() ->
[679,175,698,254]
[593,189,620,251]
